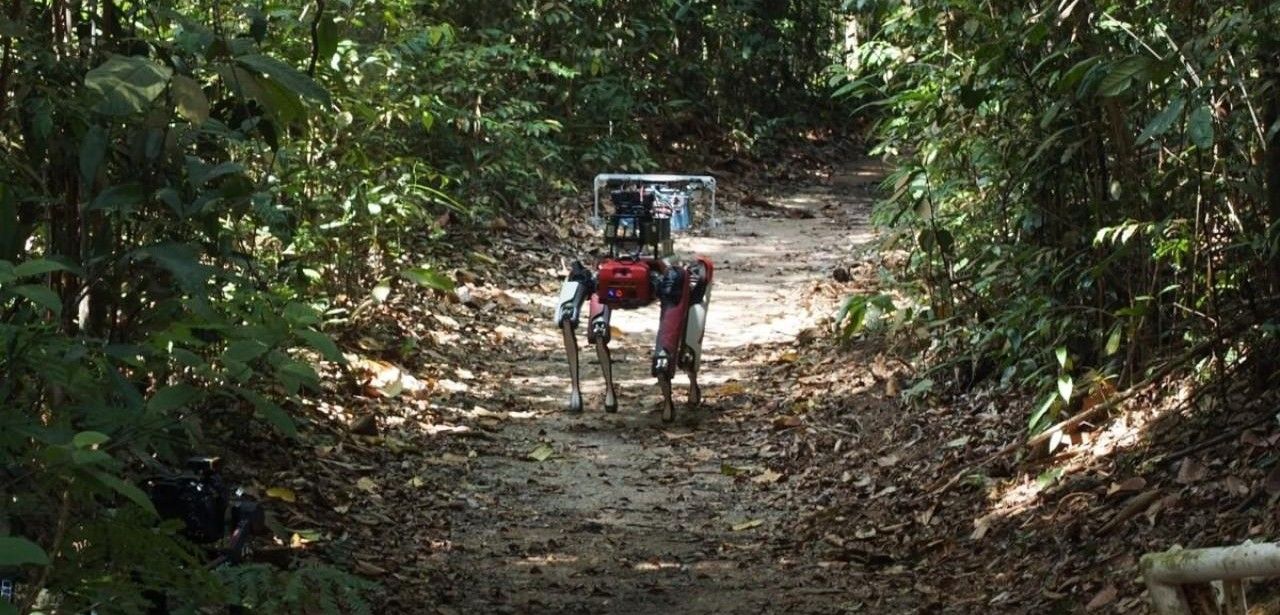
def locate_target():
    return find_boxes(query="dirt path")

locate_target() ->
[433,163,883,614]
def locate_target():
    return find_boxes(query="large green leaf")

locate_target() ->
[89,471,157,517]
[297,328,346,363]
[0,536,50,566]
[84,55,173,115]
[236,388,297,437]
[80,124,107,181]
[171,74,210,124]
[1137,98,1185,143]
[1096,56,1152,98]
[1188,104,1214,149]
[13,258,81,278]
[235,54,329,103]
[88,183,146,214]
[400,267,456,292]
[10,284,61,315]
[135,243,215,293]
[148,384,203,413]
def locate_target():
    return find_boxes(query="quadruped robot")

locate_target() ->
[554,174,717,422]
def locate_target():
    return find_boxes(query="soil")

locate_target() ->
[431,160,884,614]
[260,154,1280,614]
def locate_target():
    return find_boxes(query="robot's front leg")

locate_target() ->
[587,297,618,413]
[653,267,692,422]
[556,262,593,413]
[681,258,714,408]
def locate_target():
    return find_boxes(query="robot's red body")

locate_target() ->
[555,177,716,422]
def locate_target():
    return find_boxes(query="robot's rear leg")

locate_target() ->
[680,258,714,409]
[654,267,693,422]
[587,298,618,413]
[556,262,593,414]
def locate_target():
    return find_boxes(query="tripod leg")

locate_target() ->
[587,298,618,412]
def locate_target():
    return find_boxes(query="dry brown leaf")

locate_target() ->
[1086,585,1117,611]
[773,415,803,429]
[753,469,783,484]
[1265,464,1280,496]
[1107,477,1146,496]
[1176,459,1207,484]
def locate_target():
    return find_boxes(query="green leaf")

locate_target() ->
[1057,374,1074,402]
[236,388,297,437]
[1137,98,1185,143]
[1028,393,1057,433]
[89,471,157,517]
[11,284,61,315]
[0,184,18,260]
[224,339,270,363]
[1105,326,1123,356]
[297,329,345,363]
[0,536,50,566]
[317,16,339,60]
[282,302,320,326]
[235,54,329,103]
[1096,56,1151,98]
[171,74,210,124]
[400,267,455,292]
[1188,103,1214,149]
[528,443,554,461]
[135,243,215,293]
[72,449,112,466]
[88,183,146,213]
[80,124,107,181]
[84,55,173,115]
[13,258,81,278]
[72,430,110,449]
[1054,346,1068,368]
[148,384,202,413]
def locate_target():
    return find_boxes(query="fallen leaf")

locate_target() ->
[777,351,799,364]
[266,487,297,503]
[731,519,764,531]
[772,416,803,429]
[943,436,970,449]
[1176,459,1207,484]
[716,382,746,396]
[1086,585,1117,611]
[720,463,743,476]
[753,469,783,484]
[528,443,554,462]
[1265,464,1280,496]
[406,476,426,489]
[971,514,995,541]
[356,477,378,492]
[1107,477,1146,496]
[661,430,696,440]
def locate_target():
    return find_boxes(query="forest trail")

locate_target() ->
[432,162,883,614]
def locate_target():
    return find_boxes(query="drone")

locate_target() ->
[554,173,717,422]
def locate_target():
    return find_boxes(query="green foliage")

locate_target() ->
[1,0,847,610]
[839,1,1280,423]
